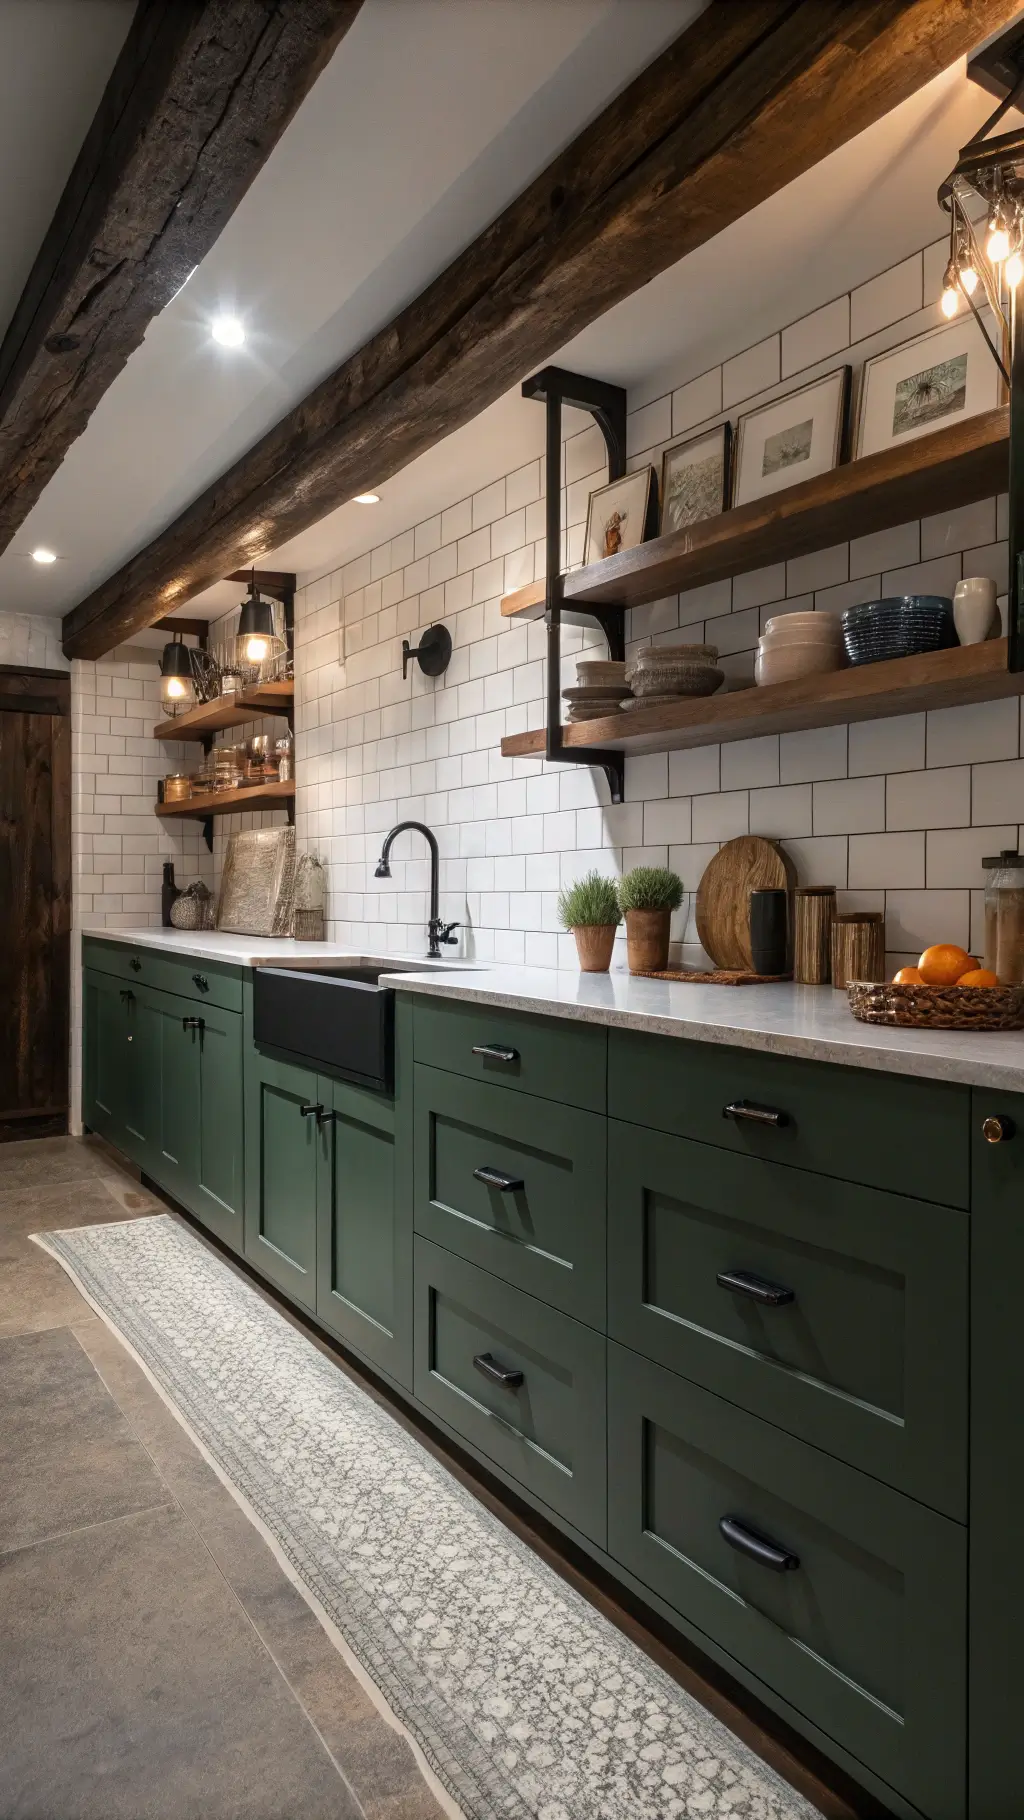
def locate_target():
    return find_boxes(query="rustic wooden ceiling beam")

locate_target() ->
[62,0,1021,660]
[0,0,363,556]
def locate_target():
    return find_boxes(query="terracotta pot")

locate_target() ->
[625,907,671,973]
[572,923,617,972]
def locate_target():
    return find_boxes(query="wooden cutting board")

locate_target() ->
[696,836,795,970]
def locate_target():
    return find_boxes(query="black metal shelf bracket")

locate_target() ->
[522,366,627,804]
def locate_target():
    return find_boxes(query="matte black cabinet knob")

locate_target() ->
[982,1114,1015,1144]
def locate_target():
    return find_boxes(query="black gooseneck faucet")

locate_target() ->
[374,821,460,959]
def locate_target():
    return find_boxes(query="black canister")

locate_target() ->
[749,888,788,976]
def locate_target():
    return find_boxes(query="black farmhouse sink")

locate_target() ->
[252,958,461,1093]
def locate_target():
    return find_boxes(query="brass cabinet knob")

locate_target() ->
[982,1114,1015,1144]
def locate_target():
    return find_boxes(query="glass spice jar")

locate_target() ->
[982,849,1024,984]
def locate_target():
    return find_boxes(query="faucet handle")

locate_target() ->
[439,921,460,945]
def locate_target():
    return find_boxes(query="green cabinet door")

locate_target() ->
[82,968,127,1145]
[244,1047,319,1310]
[315,1076,409,1383]
[191,1002,244,1252]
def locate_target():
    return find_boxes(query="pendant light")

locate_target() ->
[235,572,285,668]
[159,635,196,709]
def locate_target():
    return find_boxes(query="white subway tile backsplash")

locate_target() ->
[749,784,812,839]
[720,735,779,791]
[669,745,719,797]
[882,552,962,600]
[691,791,748,843]
[672,368,722,435]
[851,253,922,341]
[972,758,1024,825]
[780,724,847,784]
[813,776,885,835]
[733,564,786,612]
[848,713,926,776]
[849,831,925,888]
[644,797,692,845]
[921,498,995,560]
[723,335,780,409]
[786,544,847,595]
[886,889,970,953]
[781,297,849,378]
[927,825,1017,888]
[887,766,970,830]
[927,698,1020,767]
[627,395,671,458]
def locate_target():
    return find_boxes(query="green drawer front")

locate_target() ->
[411,996,605,1112]
[609,1121,967,1521]
[414,1064,606,1327]
[414,1237,607,1545]
[609,1029,969,1206]
[82,938,243,1014]
[608,1343,965,1820]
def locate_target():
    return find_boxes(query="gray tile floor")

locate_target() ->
[0,1136,444,1820]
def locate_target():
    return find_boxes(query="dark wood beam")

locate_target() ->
[0,0,363,554]
[63,0,1021,660]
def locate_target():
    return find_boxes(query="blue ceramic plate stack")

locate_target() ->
[841,595,956,666]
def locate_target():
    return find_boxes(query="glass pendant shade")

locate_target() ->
[235,589,285,667]
[159,639,196,709]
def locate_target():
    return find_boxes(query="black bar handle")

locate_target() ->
[181,1016,205,1033]
[719,1515,799,1573]
[723,1099,789,1129]
[300,1102,324,1120]
[316,1108,338,1127]
[192,973,209,992]
[471,1044,519,1064]
[473,1165,525,1192]
[119,989,134,1003]
[717,1269,795,1307]
[473,1351,525,1389]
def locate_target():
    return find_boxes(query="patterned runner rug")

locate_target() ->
[36,1215,820,1820]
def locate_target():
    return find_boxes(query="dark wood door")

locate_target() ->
[0,669,70,1139]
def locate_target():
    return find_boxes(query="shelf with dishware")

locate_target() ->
[500,406,1008,624]
[153,680,294,740]
[502,637,1024,759]
[155,779,296,820]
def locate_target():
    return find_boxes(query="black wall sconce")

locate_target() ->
[402,623,452,680]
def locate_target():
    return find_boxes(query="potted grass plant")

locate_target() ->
[557,871,622,972]
[617,866,684,973]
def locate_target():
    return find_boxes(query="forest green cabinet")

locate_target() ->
[244,1048,320,1310]
[315,1069,410,1386]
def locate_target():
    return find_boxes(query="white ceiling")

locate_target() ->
[0,0,135,344]
[1,0,695,621]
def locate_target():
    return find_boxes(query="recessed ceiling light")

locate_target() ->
[353,492,380,505]
[31,547,57,564]
[211,315,245,347]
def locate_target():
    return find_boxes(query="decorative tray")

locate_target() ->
[847,980,1024,1031]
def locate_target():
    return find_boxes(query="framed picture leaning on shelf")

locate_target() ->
[583,466,658,565]
[660,422,732,536]
[732,365,851,508]
[855,311,1005,458]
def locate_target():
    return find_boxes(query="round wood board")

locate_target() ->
[695,836,795,970]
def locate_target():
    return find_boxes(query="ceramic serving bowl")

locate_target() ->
[629,664,724,699]
[576,659,629,688]
[630,642,718,670]
[755,638,843,687]
[842,595,955,665]
[762,610,842,645]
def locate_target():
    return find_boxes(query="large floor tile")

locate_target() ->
[0,1328,168,1553]
[0,1136,116,1192]
[0,1245,93,1336]
[0,1503,362,1820]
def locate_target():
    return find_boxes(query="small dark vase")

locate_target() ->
[161,860,181,928]
[749,888,788,976]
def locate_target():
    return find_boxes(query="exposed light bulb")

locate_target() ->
[940,285,960,318]
[211,315,245,347]
[960,263,979,295]
[987,221,1011,262]
[353,492,380,505]
[1007,251,1024,289]
[31,547,57,564]
[243,633,270,663]
[165,676,187,700]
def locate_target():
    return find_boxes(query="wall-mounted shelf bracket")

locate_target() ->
[202,816,213,853]
[522,365,627,803]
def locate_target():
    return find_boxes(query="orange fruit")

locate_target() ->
[918,943,975,985]
[893,966,923,984]
[956,968,999,988]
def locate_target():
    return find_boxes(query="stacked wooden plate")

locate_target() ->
[623,643,723,710]
[563,659,629,722]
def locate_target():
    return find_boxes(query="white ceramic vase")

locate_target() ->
[953,576,998,645]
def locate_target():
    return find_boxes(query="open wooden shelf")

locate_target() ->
[153,680,293,741]
[155,779,295,819]
[501,407,1009,622]
[502,640,1024,759]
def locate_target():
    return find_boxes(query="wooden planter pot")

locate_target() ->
[625,908,671,973]
[572,924,618,972]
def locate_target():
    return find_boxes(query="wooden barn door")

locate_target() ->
[0,669,71,1140]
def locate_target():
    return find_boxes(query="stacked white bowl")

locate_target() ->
[755,610,844,687]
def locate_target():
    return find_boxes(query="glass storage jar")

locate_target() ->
[983,849,1024,983]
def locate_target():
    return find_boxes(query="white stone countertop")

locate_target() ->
[81,927,477,972]
[384,964,1024,1093]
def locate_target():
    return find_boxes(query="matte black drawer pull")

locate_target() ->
[717,1269,795,1307]
[473,1165,525,1192]
[119,989,134,1003]
[719,1515,799,1573]
[129,957,142,972]
[192,973,209,992]
[723,1099,789,1129]
[181,1016,205,1033]
[473,1351,524,1389]
[300,1102,324,1120]
[315,1108,338,1127]
[471,1044,519,1064]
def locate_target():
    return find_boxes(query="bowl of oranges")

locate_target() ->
[847,945,1024,1030]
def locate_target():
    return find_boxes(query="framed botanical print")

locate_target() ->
[583,466,657,566]
[855,312,1005,458]
[732,366,851,507]
[660,423,732,536]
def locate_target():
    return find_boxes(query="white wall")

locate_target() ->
[287,222,1019,975]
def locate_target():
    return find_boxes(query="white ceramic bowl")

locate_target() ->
[755,639,843,687]
[631,642,718,669]
[762,611,842,644]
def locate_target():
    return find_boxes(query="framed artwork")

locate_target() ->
[584,466,657,566]
[216,826,296,935]
[855,311,1004,458]
[660,423,732,536]
[732,366,851,507]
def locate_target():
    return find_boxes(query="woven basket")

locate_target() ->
[847,979,1024,1031]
